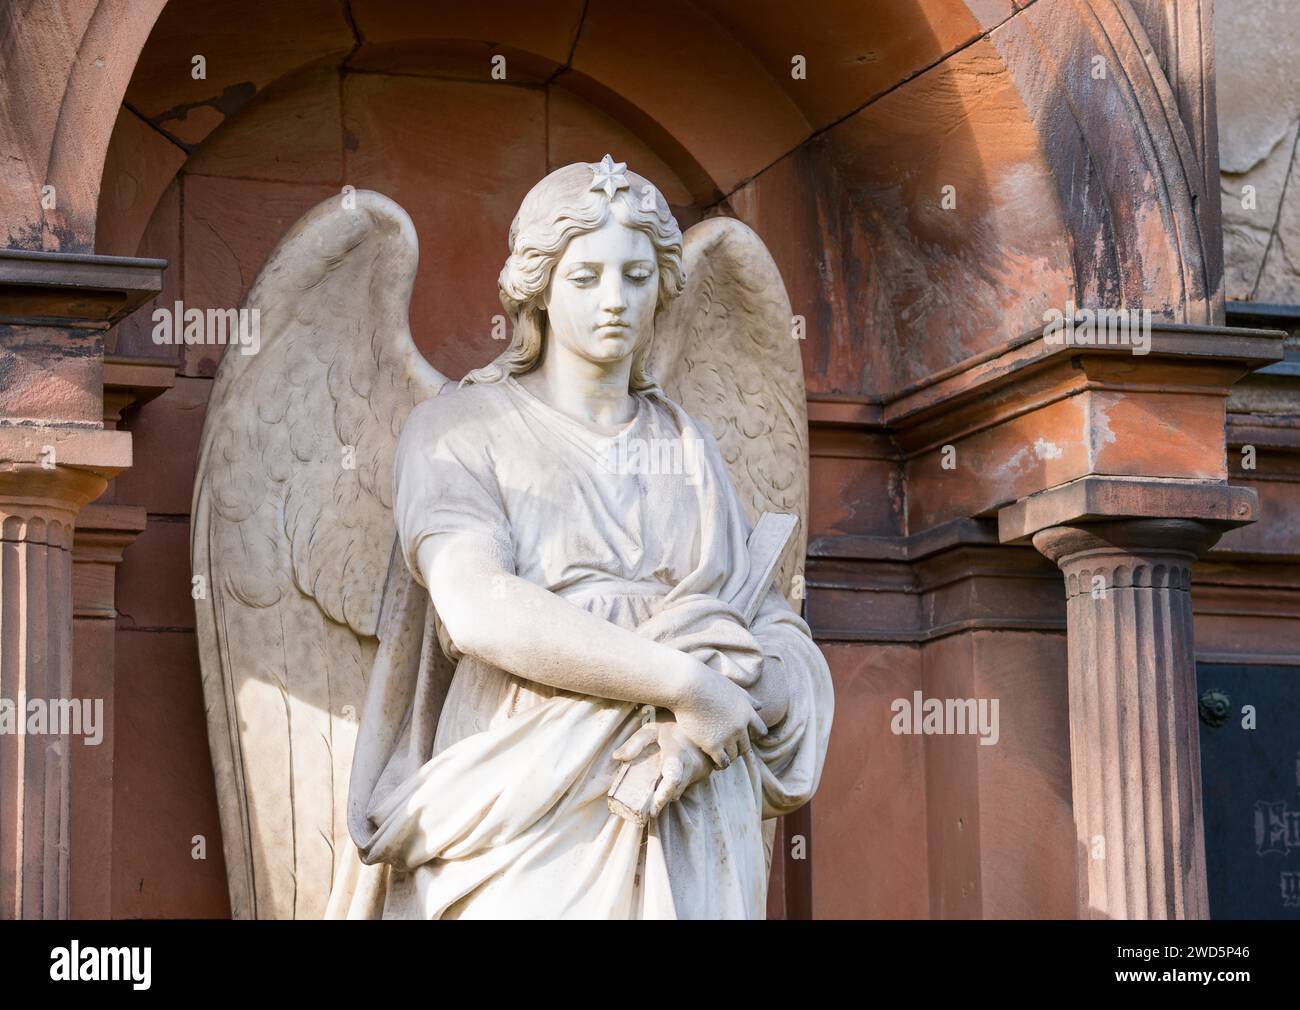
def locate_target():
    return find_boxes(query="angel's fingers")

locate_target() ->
[612,723,657,762]
[748,711,769,738]
[736,729,754,758]
[651,758,685,816]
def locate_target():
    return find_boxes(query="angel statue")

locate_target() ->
[192,154,834,920]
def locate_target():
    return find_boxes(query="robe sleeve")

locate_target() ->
[392,392,516,588]
[747,584,835,819]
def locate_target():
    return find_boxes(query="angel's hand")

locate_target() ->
[670,659,767,768]
[613,715,716,817]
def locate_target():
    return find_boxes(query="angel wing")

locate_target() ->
[649,216,809,607]
[191,191,447,919]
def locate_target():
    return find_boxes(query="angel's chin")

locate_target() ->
[589,333,635,355]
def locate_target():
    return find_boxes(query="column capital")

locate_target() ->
[1031,517,1224,579]
[0,427,132,536]
[0,428,131,555]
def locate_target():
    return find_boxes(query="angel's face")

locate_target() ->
[544,215,659,371]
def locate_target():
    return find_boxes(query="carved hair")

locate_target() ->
[463,159,686,390]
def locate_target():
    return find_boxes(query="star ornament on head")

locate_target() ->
[590,154,630,200]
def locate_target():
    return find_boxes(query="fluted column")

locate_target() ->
[1032,519,1220,920]
[0,436,128,919]
[0,249,158,919]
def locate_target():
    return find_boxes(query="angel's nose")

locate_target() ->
[599,273,627,313]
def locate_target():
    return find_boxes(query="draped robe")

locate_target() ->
[326,375,833,919]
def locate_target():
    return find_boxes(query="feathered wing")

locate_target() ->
[649,216,809,607]
[191,192,447,919]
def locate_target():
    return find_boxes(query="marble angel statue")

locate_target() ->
[192,155,834,920]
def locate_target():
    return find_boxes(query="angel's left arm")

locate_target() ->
[746,582,835,818]
[748,586,795,729]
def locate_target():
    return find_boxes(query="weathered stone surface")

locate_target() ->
[0,0,166,251]
[991,0,1219,324]
[123,0,352,148]
[571,0,810,198]
[347,0,583,81]
[1255,153,1300,303]
[185,65,343,185]
[732,35,1076,397]
[0,325,103,425]
[1000,477,1257,545]
[4,0,1277,922]
[112,375,209,516]
[962,630,1075,919]
[918,628,1075,919]
[117,518,194,632]
[109,178,181,360]
[0,454,130,919]
[112,628,230,919]
[343,72,547,381]
[1217,0,1300,175]
[813,643,928,918]
[697,0,1014,132]
[898,327,1280,533]
[1222,124,1300,302]
[1218,0,1300,304]
[94,107,187,258]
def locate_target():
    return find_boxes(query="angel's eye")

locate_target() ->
[626,268,653,284]
[568,270,598,287]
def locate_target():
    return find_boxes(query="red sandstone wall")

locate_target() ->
[86,0,1222,919]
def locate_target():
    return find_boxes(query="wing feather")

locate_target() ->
[192,192,446,918]
[650,216,810,605]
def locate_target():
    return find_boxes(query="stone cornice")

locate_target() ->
[0,249,166,328]
[805,518,1065,643]
[884,322,1283,432]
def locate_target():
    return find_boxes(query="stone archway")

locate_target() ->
[1,0,1263,920]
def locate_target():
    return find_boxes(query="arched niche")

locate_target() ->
[93,0,1124,402]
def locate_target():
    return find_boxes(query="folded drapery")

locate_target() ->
[325,380,833,919]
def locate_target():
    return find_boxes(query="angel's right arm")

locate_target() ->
[417,533,764,766]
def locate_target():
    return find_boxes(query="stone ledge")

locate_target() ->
[0,249,167,327]
[809,516,998,562]
[103,355,177,428]
[998,476,1257,544]
[886,321,1286,428]
[0,426,132,469]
